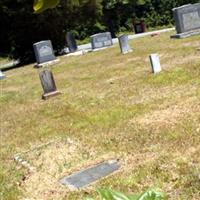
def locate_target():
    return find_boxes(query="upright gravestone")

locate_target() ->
[149,54,162,74]
[66,32,78,53]
[118,35,132,54]
[171,3,200,38]
[91,32,113,50]
[0,70,6,80]
[33,40,58,67]
[39,69,61,100]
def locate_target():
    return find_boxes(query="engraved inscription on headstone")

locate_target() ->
[33,40,56,64]
[118,35,132,54]
[60,160,120,189]
[149,54,162,74]
[91,32,113,49]
[39,46,53,57]
[66,32,78,53]
[39,70,61,100]
[171,3,200,38]
[182,12,200,31]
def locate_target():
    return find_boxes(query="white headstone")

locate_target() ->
[0,70,6,80]
[149,54,162,74]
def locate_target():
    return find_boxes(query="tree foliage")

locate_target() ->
[0,0,200,63]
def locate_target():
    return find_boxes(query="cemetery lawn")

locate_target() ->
[0,57,11,69]
[1,31,200,200]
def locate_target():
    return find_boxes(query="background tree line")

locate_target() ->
[0,0,199,64]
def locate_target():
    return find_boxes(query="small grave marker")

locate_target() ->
[39,69,61,100]
[171,3,200,38]
[0,70,6,80]
[33,40,59,67]
[149,54,162,74]
[91,32,113,50]
[66,32,78,53]
[118,35,132,54]
[60,160,120,189]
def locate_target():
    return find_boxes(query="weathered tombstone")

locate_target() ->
[60,160,120,189]
[91,32,113,50]
[39,69,61,100]
[66,32,78,53]
[33,40,58,67]
[118,35,132,54]
[133,21,146,34]
[149,54,162,74]
[0,70,6,80]
[171,3,200,38]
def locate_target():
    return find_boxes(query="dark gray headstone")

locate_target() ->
[0,70,6,80]
[91,32,113,49]
[33,40,56,64]
[118,35,132,54]
[66,32,78,53]
[172,3,200,38]
[60,160,120,189]
[39,70,60,100]
[134,24,143,34]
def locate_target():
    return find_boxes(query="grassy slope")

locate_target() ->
[0,31,200,200]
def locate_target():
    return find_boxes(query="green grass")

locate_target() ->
[0,31,200,200]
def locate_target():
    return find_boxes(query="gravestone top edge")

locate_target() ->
[90,32,111,38]
[118,34,128,38]
[33,40,52,46]
[173,3,200,11]
[172,4,192,11]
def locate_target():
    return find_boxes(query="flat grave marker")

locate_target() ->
[60,160,120,189]
[39,69,61,100]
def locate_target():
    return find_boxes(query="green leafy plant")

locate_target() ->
[33,0,60,13]
[86,188,166,200]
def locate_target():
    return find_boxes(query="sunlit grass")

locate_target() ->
[0,31,200,200]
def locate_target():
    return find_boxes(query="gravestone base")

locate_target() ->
[122,49,133,55]
[171,29,200,39]
[42,90,61,100]
[34,59,60,68]
[92,47,110,52]
[65,50,90,57]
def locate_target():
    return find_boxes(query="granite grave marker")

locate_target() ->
[33,40,57,67]
[149,54,162,74]
[66,32,78,53]
[171,3,200,38]
[60,160,120,189]
[118,35,132,54]
[91,32,113,50]
[39,69,61,100]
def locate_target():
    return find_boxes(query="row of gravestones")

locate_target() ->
[1,3,200,102]
[39,53,161,100]
[53,4,200,188]
[33,3,200,67]
[33,32,131,67]
[34,3,200,101]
